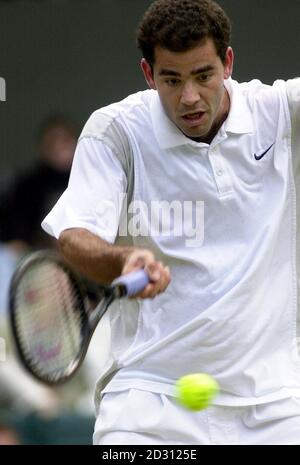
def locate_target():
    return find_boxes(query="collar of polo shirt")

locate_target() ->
[150,78,254,150]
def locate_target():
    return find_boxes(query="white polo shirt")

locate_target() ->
[42,77,300,409]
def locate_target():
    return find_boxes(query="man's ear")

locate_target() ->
[223,47,234,80]
[140,58,157,90]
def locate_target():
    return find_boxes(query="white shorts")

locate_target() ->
[93,389,300,445]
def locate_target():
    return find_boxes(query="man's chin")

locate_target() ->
[178,125,210,142]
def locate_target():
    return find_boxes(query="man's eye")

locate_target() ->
[165,79,180,87]
[198,74,211,82]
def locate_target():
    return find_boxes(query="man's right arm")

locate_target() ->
[58,227,171,299]
[43,130,171,298]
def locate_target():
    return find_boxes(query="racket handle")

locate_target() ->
[112,269,149,297]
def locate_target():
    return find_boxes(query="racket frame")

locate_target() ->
[9,251,99,385]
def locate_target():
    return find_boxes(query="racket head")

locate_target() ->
[9,250,90,386]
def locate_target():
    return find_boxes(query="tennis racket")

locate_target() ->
[9,250,149,386]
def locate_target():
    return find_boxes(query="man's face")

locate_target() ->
[141,39,234,143]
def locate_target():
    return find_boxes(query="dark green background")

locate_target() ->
[0,0,299,171]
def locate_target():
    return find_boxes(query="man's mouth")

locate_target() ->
[181,111,206,125]
[183,112,204,119]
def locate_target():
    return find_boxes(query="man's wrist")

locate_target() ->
[114,245,136,275]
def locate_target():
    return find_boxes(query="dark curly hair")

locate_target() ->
[137,0,232,67]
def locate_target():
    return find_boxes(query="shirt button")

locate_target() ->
[216,169,223,176]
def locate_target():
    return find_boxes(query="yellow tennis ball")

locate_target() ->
[175,373,219,411]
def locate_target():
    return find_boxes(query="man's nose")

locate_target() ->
[180,82,201,106]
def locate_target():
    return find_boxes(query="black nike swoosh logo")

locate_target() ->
[254,143,275,161]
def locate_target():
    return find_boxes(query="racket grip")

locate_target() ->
[112,269,149,297]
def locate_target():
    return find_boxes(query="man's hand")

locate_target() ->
[122,249,171,299]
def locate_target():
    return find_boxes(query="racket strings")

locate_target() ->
[14,262,86,381]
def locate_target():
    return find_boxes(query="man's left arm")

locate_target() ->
[286,78,300,149]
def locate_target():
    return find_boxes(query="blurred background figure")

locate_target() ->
[0,114,78,313]
[0,114,78,253]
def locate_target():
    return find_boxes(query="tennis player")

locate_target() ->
[42,0,300,445]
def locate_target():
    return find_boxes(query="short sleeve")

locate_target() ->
[41,137,127,244]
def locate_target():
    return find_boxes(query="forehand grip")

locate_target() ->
[112,269,150,296]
